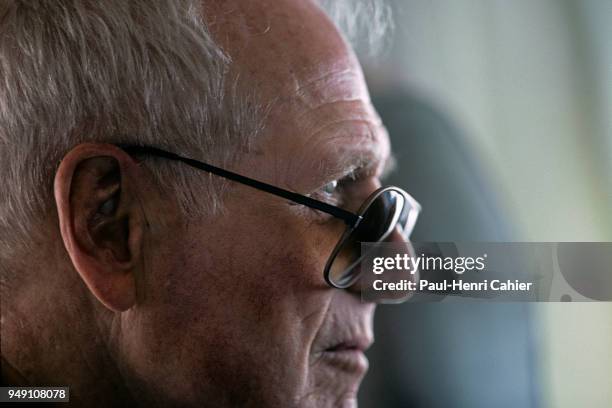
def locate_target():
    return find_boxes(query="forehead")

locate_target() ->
[205,0,365,98]
[205,0,389,185]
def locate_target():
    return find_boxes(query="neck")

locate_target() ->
[1,271,138,406]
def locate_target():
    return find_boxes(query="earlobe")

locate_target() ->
[54,143,143,312]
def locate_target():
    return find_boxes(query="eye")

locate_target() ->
[322,179,338,197]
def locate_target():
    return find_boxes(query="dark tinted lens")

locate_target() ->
[327,189,406,287]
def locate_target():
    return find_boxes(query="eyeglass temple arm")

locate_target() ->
[117,145,363,227]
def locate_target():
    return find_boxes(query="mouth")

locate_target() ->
[325,337,372,353]
[320,337,372,375]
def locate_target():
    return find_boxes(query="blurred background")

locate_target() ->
[353,1,612,407]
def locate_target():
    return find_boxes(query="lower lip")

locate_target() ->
[320,349,369,374]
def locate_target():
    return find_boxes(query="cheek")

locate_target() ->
[126,210,342,405]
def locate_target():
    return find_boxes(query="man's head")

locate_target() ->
[0,0,393,406]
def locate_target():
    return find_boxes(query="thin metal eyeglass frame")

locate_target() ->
[117,144,421,289]
[117,144,363,227]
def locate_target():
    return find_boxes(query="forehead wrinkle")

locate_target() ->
[285,67,368,110]
[302,118,380,146]
[293,67,357,98]
[293,98,380,128]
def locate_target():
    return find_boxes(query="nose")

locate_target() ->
[387,225,408,244]
[346,224,415,299]
[347,272,368,296]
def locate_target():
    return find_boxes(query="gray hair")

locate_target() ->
[0,0,264,262]
[0,0,392,266]
[318,0,394,58]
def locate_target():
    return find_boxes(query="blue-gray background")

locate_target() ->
[357,1,612,407]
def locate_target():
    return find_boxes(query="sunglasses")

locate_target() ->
[118,145,421,289]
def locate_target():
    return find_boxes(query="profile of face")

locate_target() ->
[6,0,393,407]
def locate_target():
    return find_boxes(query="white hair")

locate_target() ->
[0,0,392,271]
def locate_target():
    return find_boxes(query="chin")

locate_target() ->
[300,361,367,408]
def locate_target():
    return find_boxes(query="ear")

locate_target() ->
[54,143,144,312]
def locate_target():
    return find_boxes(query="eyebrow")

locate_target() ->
[380,154,397,180]
[319,149,396,184]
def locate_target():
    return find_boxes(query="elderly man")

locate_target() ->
[0,0,419,406]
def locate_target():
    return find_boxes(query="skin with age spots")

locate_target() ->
[1,0,398,406]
